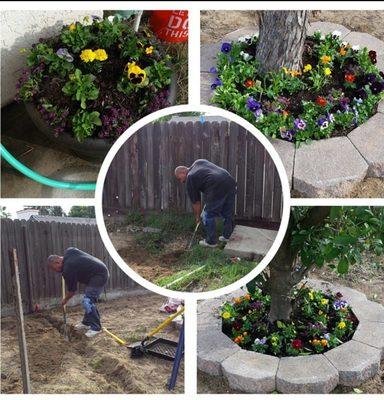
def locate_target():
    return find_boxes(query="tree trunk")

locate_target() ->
[255,10,309,73]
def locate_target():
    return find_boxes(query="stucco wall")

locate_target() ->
[1,10,103,107]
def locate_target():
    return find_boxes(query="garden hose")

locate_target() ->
[0,144,96,191]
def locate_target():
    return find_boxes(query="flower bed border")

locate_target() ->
[197,279,384,394]
[201,22,384,197]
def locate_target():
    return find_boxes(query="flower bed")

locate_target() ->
[16,15,173,142]
[210,31,384,145]
[220,286,358,357]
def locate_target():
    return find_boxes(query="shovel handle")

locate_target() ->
[145,306,185,340]
[61,277,66,313]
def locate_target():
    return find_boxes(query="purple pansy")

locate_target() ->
[364,73,377,85]
[294,118,306,130]
[246,97,261,112]
[221,42,232,53]
[354,88,368,100]
[254,337,267,345]
[209,66,217,74]
[371,80,384,95]
[211,77,222,90]
[327,113,334,123]
[333,299,348,310]
[317,118,329,130]
[281,129,296,142]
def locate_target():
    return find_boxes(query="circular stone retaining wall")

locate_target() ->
[197,279,384,394]
[201,21,384,198]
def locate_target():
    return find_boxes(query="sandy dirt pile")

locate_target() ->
[1,293,184,394]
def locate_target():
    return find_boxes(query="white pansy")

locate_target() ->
[332,30,342,37]
[352,45,360,51]
[82,16,93,26]
[238,36,246,43]
[108,15,115,23]
[240,51,252,61]
[341,41,348,47]
[320,34,325,41]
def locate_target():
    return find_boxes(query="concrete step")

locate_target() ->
[223,225,277,261]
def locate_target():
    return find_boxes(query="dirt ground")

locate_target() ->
[198,253,384,394]
[109,230,190,283]
[200,10,384,44]
[1,292,184,394]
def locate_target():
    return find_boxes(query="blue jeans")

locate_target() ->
[202,190,236,245]
[82,285,104,331]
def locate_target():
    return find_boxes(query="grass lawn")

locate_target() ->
[124,210,256,292]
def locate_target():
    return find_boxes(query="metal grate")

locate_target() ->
[145,338,178,361]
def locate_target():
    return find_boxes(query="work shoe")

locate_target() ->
[219,236,230,242]
[74,322,90,331]
[85,329,101,338]
[199,239,217,248]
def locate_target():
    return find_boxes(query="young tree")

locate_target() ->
[255,10,309,73]
[248,206,384,322]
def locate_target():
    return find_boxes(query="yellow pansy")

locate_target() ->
[80,49,96,63]
[222,311,231,319]
[94,49,108,61]
[324,67,332,76]
[308,290,314,300]
[318,310,323,315]
[145,46,154,55]
[127,62,147,84]
[339,47,347,56]
[321,55,331,64]
[338,321,346,329]
[321,298,329,305]
[69,23,76,31]
[303,64,312,72]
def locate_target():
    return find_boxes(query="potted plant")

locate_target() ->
[16,15,177,159]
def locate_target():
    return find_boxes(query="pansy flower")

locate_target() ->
[364,73,377,85]
[327,113,334,123]
[369,50,377,64]
[254,337,267,345]
[333,299,348,310]
[246,97,261,112]
[292,339,303,350]
[244,79,254,88]
[317,118,329,130]
[221,42,232,53]
[56,48,74,62]
[294,118,306,130]
[345,73,356,83]
[371,80,384,95]
[209,67,217,74]
[316,96,327,107]
[354,88,368,100]
[210,77,222,90]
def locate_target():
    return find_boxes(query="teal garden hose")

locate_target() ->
[0,144,96,191]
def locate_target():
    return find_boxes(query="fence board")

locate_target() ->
[102,121,283,222]
[1,219,138,313]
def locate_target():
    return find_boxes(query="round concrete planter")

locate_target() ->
[201,21,384,197]
[197,280,384,394]
[25,70,177,161]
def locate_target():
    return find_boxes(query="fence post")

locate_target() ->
[10,248,32,394]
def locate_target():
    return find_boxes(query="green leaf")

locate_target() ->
[334,235,357,246]
[337,257,349,274]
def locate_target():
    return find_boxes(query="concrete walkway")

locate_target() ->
[201,22,384,198]
[224,225,277,261]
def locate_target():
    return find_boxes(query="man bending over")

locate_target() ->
[47,247,109,337]
[175,159,236,247]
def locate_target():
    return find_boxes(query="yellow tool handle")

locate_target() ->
[103,327,126,345]
[61,277,66,312]
[146,306,184,339]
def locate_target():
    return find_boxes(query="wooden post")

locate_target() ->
[10,248,32,394]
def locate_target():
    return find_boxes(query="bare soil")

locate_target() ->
[1,293,183,394]
[109,230,193,283]
[197,253,384,394]
[200,10,384,44]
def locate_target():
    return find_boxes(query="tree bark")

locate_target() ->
[267,206,332,322]
[255,10,309,73]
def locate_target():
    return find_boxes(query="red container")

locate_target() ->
[149,10,188,43]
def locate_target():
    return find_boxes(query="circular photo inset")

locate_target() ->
[97,107,290,294]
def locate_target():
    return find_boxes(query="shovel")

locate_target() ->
[61,277,70,341]
[186,205,206,250]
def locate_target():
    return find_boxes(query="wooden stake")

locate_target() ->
[10,248,31,394]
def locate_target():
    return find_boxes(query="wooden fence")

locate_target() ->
[103,121,283,223]
[1,218,138,314]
